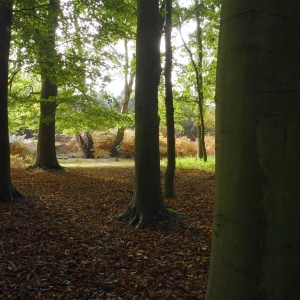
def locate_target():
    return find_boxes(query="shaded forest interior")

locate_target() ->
[1,167,213,299]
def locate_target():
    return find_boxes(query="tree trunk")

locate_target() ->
[110,128,126,158]
[33,78,61,168]
[119,0,168,229]
[206,1,300,299]
[32,0,61,169]
[0,0,23,201]
[76,132,95,158]
[163,0,176,198]
[196,124,204,158]
[110,40,135,158]
[195,1,207,161]
[178,2,207,161]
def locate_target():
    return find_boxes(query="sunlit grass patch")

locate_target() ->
[59,157,135,168]
[161,156,215,172]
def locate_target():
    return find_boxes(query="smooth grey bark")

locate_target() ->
[0,0,23,201]
[163,0,176,198]
[32,0,61,169]
[206,1,300,299]
[119,0,168,229]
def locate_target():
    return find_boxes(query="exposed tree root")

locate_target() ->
[0,184,24,202]
[119,205,175,229]
[29,164,65,170]
[12,185,24,199]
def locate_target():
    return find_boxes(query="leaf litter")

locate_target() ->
[0,167,214,299]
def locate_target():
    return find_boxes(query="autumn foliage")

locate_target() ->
[9,131,215,164]
[60,130,215,158]
[0,166,214,299]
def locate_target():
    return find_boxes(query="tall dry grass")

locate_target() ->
[90,129,215,158]
[9,130,215,167]
[10,136,36,167]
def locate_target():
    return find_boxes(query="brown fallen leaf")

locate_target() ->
[0,167,214,299]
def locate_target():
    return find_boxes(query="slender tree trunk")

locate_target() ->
[178,3,207,161]
[195,0,207,161]
[119,0,168,229]
[110,128,126,158]
[0,0,23,201]
[163,0,175,198]
[32,0,61,169]
[206,1,300,299]
[196,124,204,158]
[76,132,94,158]
[110,40,135,158]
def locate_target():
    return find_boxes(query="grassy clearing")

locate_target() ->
[59,157,135,168]
[10,131,216,171]
[59,156,215,172]
[161,156,215,172]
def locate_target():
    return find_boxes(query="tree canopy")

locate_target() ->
[8,0,219,138]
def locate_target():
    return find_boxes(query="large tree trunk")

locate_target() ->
[0,0,23,201]
[32,0,61,169]
[119,0,168,229]
[163,0,176,198]
[206,1,300,299]
[33,78,61,168]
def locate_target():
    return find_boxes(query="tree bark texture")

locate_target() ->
[0,0,23,201]
[120,0,168,229]
[33,0,61,169]
[33,79,61,169]
[76,132,95,158]
[206,1,300,299]
[163,0,176,198]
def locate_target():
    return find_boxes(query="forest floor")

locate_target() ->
[0,165,214,300]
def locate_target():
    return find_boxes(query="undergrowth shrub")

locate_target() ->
[205,135,215,156]
[159,134,168,157]
[56,135,80,154]
[90,130,215,158]
[121,130,135,157]
[175,136,197,157]
[92,129,136,158]
[9,135,36,167]
[93,130,115,152]
[9,130,215,162]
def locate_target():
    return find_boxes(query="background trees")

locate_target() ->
[159,0,219,159]
[206,1,300,299]
[7,0,219,167]
[9,0,136,165]
[110,40,136,158]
